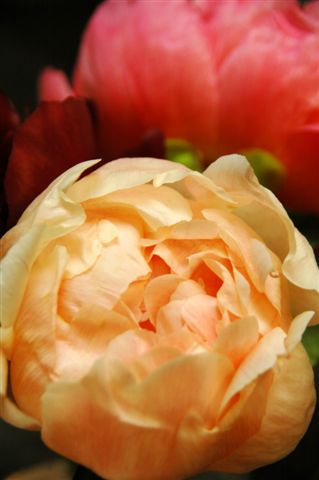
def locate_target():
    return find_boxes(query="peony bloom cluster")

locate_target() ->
[40,0,319,213]
[1,155,318,480]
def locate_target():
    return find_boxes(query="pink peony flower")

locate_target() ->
[40,0,319,213]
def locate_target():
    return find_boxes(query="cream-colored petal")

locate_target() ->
[283,231,319,325]
[203,154,259,198]
[285,311,314,353]
[283,229,319,292]
[288,282,319,326]
[18,159,99,225]
[100,184,192,229]
[1,397,40,430]
[56,221,104,279]
[1,162,93,333]
[0,350,8,396]
[1,225,45,331]
[67,157,189,203]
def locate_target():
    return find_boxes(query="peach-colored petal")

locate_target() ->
[206,156,319,324]
[144,274,181,323]
[153,238,220,277]
[181,294,218,343]
[210,345,316,473]
[202,209,274,293]
[41,351,233,480]
[222,327,287,408]
[168,219,219,240]
[59,241,150,320]
[0,326,14,359]
[171,279,205,300]
[156,300,184,335]
[11,246,67,420]
[193,256,242,317]
[166,369,273,475]
[212,317,259,367]
[55,306,137,381]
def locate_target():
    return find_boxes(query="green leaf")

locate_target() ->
[241,148,285,192]
[165,138,203,171]
[302,324,319,367]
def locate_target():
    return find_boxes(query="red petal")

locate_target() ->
[0,92,19,233]
[5,98,98,225]
[279,125,319,213]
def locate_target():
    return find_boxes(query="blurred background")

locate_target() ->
[0,0,318,479]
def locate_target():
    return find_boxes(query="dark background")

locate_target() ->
[0,1,318,479]
[0,0,102,115]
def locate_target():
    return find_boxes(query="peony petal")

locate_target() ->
[182,294,218,343]
[11,246,67,420]
[41,351,233,480]
[73,0,219,159]
[202,208,275,293]
[286,311,314,353]
[99,184,193,229]
[1,397,40,430]
[206,155,319,324]
[1,225,45,332]
[5,98,98,224]
[221,327,287,408]
[210,345,315,472]
[66,157,189,203]
[144,274,181,323]
[212,317,259,367]
[55,307,137,381]
[0,350,8,396]
[59,240,150,320]
[38,67,74,102]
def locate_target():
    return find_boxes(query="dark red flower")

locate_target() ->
[5,97,98,225]
[0,92,19,233]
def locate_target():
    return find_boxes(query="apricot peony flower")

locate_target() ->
[40,0,319,213]
[1,155,318,479]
